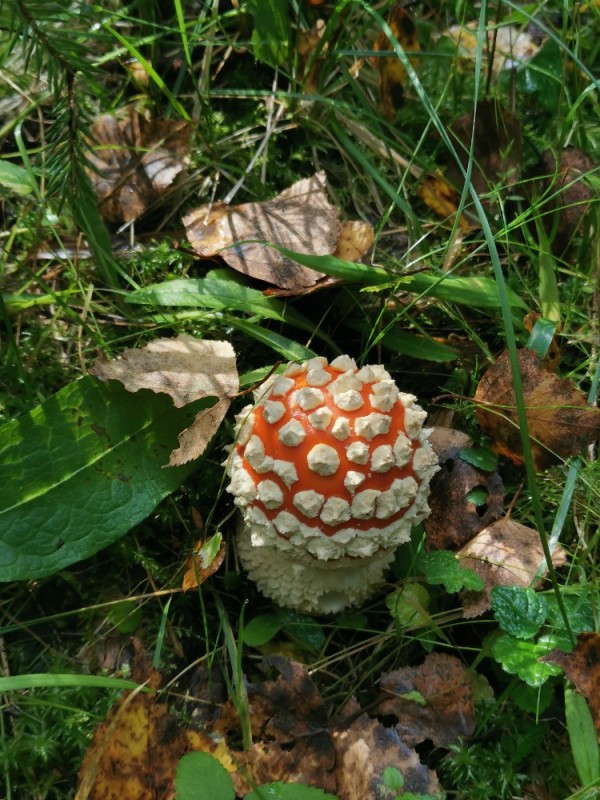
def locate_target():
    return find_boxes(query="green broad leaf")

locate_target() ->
[0,159,36,195]
[335,611,368,630]
[465,486,489,507]
[247,0,290,67]
[565,686,600,787]
[275,607,326,651]
[242,614,283,647]
[515,38,562,114]
[383,766,405,791]
[175,752,235,800]
[245,782,337,800]
[228,317,315,362]
[511,681,555,714]
[0,377,204,582]
[491,632,567,687]
[380,328,457,362]
[491,586,547,640]
[107,599,143,634]
[545,592,595,635]
[386,583,431,627]
[526,317,559,360]
[417,551,484,593]
[458,446,498,472]
[197,532,223,569]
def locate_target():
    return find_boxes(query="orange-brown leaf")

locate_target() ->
[475,348,600,470]
[372,5,420,120]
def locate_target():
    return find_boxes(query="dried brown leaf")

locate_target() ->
[91,337,238,464]
[475,348,600,470]
[86,108,190,222]
[181,536,226,592]
[333,220,375,262]
[540,632,600,739]
[183,173,340,290]
[425,428,504,550]
[376,653,475,747]
[332,699,441,800]
[458,518,567,618]
[417,171,472,231]
[372,4,420,120]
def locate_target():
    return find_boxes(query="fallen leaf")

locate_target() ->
[475,348,600,470]
[445,23,542,74]
[425,428,504,551]
[333,220,374,262]
[458,518,567,618]
[416,171,472,231]
[537,149,597,254]
[332,700,441,800]
[377,652,475,747]
[91,336,239,465]
[372,4,420,120]
[76,641,236,800]
[298,20,327,95]
[181,533,226,592]
[86,107,190,222]
[447,99,521,202]
[183,173,340,290]
[540,632,600,738]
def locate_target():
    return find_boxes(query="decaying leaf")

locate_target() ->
[76,641,236,800]
[376,652,475,748]
[445,23,541,75]
[183,173,340,290]
[181,533,226,592]
[86,107,190,222]
[540,632,600,738]
[425,428,504,551]
[298,20,327,95]
[458,518,567,618]
[475,348,600,470]
[447,99,521,201]
[332,700,441,800]
[92,337,239,465]
[537,149,597,254]
[416,171,472,231]
[372,4,420,120]
[333,220,374,263]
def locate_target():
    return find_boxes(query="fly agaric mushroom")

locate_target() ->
[226,356,439,614]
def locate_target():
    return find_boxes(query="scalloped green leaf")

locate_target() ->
[491,586,548,640]
[458,446,498,472]
[418,550,484,593]
[175,752,235,800]
[0,377,203,582]
[492,633,569,687]
[245,783,336,800]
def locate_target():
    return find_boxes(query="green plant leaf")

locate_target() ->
[245,782,337,800]
[545,591,595,635]
[383,766,405,791]
[0,159,36,194]
[458,446,498,472]
[565,686,600,787]
[491,632,568,687]
[386,583,431,627]
[0,377,204,582]
[379,328,457,362]
[247,0,290,67]
[175,751,235,800]
[242,614,283,647]
[107,599,143,634]
[275,607,326,651]
[418,551,484,593]
[227,317,315,361]
[491,586,548,640]
[0,673,143,692]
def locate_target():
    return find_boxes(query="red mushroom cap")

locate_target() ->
[227,356,439,613]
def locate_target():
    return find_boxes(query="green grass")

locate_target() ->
[1,0,599,798]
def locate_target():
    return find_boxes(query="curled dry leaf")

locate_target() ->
[376,652,475,748]
[416,171,472,231]
[475,348,600,470]
[183,172,340,290]
[425,428,504,551]
[458,518,567,618]
[445,23,541,75]
[372,4,420,120]
[86,107,190,222]
[332,699,441,800]
[92,336,239,465]
[540,632,600,739]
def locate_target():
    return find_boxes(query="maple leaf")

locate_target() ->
[91,337,239,465]
[475,348,600,470]
[183,173,341,290]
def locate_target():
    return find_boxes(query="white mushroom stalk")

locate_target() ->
[226,356,439,614]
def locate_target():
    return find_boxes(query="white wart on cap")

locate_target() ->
[226,356,439,614]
